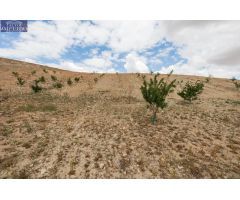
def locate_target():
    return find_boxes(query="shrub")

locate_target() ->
[38,76,45,83]
[12,71,19,77]
[94,77,98,83]
[53,82,63,89]
[31,70,36,75]
[67,78,73,86]
[233,80,240,90]
[99,73,105,78]
[53,70,56,74]
[51,75,57,81]
[205,75,212,83]
[74,77,80,82]
[43,69,48,73]
[231,77,236,82]
[140,71,176,124]
[31,80,43,93]
[17,77,25,86]
[177,80,204,102]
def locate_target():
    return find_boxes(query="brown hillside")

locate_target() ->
[0,57,239,178]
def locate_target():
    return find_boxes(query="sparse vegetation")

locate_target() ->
[18,103,57,112]
[38,76,46,83]
[94,77,98,83]
[43,69,48,73]
[205,75,212,83]
[16,77,25,86]
[31,80,43,93]
[1,125,13,136]
[12,71,19,77]
[53,82,63,89]
[74,77,80,82]
[140,71,176,124]
[67,78,73,86]
[31,70,36,75]
[178,80,204,102]
[51,75,57,81]
[233,80,240,90]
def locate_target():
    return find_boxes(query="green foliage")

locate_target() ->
[51,75,57,81]
[177,80,204,102]
[38,76,45,83]
[43,69,48,73]
[140,72,176,124]
[16,77,25,86]
[31,70,36,75]
[12,71,19,77]
[53,82,63,89]
[31,80,43,93]
[67,78,73,86]
[74,77,80,82]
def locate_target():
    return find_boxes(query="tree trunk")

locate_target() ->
[151,109,158,124]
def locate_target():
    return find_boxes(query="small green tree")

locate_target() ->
[16,77,25,86]
[12,71,19,77]
[140,72,176,124]
[177,80,204,102]
[53,82,63,89]
[38,76,45,83]
[67,78,73,86]
[31,80,42,93]
[74,77,80,82]
[51,75,57,81]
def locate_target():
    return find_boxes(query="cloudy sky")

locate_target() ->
[0,20,239,78]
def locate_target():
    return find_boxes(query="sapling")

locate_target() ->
[16,77,25,86]
[67,78,73,86]
[38,76,45,83]
[51,75,57,81]
[12,71,19,77]
[74,77,80,82]
[233,81,240,90]
[31,80,42,93]
[140,71,176,124]
[177,80,204,102]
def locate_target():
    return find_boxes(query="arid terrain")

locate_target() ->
[0,57,239,178]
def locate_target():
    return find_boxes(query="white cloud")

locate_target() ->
[124,52,149,73]
[0,20,240,78]
[161,20,240,78]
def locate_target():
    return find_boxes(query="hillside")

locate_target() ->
[0,57,240,178]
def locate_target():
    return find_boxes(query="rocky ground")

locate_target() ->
[0,57,240,178]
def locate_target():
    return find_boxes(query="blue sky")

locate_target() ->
[0,20,239,78]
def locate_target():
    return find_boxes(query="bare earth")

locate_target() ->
[0,57,240,178]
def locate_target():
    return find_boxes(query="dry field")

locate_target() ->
[0,57,240,178]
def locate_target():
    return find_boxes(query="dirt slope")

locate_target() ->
[0,57,240,178]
